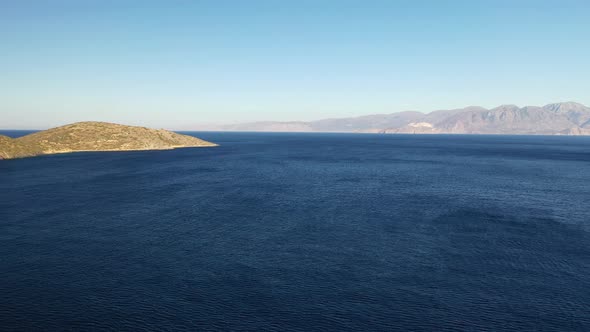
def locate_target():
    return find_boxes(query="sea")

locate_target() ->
[1,131,589,331]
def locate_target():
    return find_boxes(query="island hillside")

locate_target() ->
[0,121,217,160]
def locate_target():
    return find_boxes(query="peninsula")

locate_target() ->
[0,121,217,160]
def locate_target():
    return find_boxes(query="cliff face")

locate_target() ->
[0,122,217,160]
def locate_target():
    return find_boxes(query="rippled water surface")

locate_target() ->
[1,132,589,331]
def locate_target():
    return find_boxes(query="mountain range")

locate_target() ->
[205,102,590,135]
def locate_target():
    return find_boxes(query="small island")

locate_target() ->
[0,121,217,160]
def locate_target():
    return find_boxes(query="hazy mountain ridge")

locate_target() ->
[0,122,217,160]
[221,121,313,132]
[209,102,590,135]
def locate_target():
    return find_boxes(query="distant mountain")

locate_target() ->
[0,122,217,160]
[221,121,313,132]
[310,111,424,132]
[207,102,590,135]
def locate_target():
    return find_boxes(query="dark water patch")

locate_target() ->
[1,132,589,331]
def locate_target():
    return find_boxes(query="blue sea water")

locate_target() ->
[1,132,589,331]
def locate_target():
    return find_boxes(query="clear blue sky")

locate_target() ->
[1,0,589,129]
